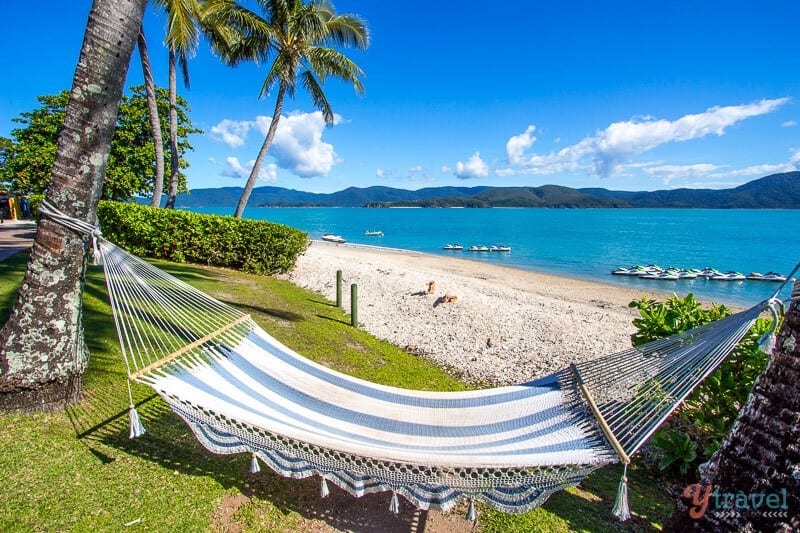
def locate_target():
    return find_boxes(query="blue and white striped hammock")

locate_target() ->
[40,201,785,520]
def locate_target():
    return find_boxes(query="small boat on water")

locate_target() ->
[364,230,384,236]
[443,243,463,250]
[749,271,788,282]
[468,245,490,252]
[490,245,511,252]
[321,233,346,243]
[711,271,746,281]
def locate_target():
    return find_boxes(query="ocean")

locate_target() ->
[191,206,800,307]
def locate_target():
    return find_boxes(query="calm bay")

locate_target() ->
[191,206,800,307]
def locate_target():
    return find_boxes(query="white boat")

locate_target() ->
[468,245,489,252]
[321,233,346,243]
[443,243,463,250]
[677,269,698,279]
[711,271,746,281]
[364,230,383,236]
[640,269,680,280]
[761,272,788,282]
[746,272,764,280]
[612,265,653,276]
[697,267,722,279]
[490,245,511,252]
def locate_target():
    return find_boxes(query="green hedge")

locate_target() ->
[97,201,308,275]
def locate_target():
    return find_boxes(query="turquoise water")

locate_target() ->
[193,206,800,307]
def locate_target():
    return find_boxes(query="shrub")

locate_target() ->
[629,294,772,478]
[96,201,308,275]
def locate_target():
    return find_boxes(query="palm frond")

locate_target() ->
[164,0,202,57]
[300,70,334,124]
[323,14,369,50]
[305,46,365,95]
[261,52,297,99]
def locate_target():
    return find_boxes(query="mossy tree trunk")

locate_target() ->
[0,0,147,412]
[669,286,800,530]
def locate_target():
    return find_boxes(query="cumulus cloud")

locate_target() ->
[211,111,342,178]
[222,156,277,182]
[255,111,341,178]
[506,98,790,178]
[454,152,490,179]
[783,120,798,127]
[210,119,252,148]
[506,125,537,165]
[440,165,452,174]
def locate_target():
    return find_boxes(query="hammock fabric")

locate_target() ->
[38,201,783,518]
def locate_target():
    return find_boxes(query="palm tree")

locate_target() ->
[668,293,800,530]
[0,0,146,411]
[137,26,167,207]
[204,0,369,218]
[155,0,203,209]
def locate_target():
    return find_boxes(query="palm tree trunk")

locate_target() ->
[138,27,166,208]
[0,0,146,412]
[668,284,800,530]
[164,48,181,209]
[234,82,287,218]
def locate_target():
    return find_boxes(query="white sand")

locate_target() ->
[281,240,673,386]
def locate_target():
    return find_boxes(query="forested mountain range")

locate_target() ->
[174,172,800,209]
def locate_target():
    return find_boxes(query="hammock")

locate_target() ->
[40,202,786,520]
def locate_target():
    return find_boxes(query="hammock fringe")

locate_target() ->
[320,477,329,498]
[466,498,477,521]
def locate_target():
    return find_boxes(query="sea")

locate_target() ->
[191,206,800,308]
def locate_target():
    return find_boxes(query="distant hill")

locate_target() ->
[578,172,800,208]
[174,172,800,209]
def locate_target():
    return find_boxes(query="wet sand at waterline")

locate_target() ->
[281,240,675,386]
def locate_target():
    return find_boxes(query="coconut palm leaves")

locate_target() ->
[204,0,369,217]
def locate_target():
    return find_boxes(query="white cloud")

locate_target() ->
[506,125,536,165]
[409,165,423,173]
[210,119,252,148]
[783,120,798,127]
[255,111,341,178]
[643,163,720,184]
[376,168,397,179]
[222,156,277,182]
[440,165,452,174]
[455,152,490,179]
[494,168,516,177]
[506,98,790,178]
[717,148,800,177]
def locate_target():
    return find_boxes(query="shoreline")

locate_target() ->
[282,240,676,386]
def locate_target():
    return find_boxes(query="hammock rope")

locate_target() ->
[38,201,788,519]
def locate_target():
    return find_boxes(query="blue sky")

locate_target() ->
[2,1,799,193]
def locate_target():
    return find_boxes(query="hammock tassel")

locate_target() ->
[320,477,330,498]
[389,492,400,514]
[249,454,260,474]
[612,464,631,522]
[128,406,146,439]
[466,498,477,521]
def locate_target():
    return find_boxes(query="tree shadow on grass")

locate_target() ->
[66,382,467,533]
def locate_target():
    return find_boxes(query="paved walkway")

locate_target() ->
[0,220,37,261]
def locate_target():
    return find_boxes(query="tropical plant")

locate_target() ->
[668,298,800,530]
[0,87,199,201]
[203,0,369,217]
[0,0,147,412]
[153,0,204,209]
[136,25,166,207]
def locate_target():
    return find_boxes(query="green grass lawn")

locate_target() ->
[0,251,674,532]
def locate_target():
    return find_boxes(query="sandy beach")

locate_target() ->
[282,240,674,386]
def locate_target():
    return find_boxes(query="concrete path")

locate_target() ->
[0,220,37,261]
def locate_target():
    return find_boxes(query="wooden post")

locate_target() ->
[350,283,358,327]
[336,270,342,307]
